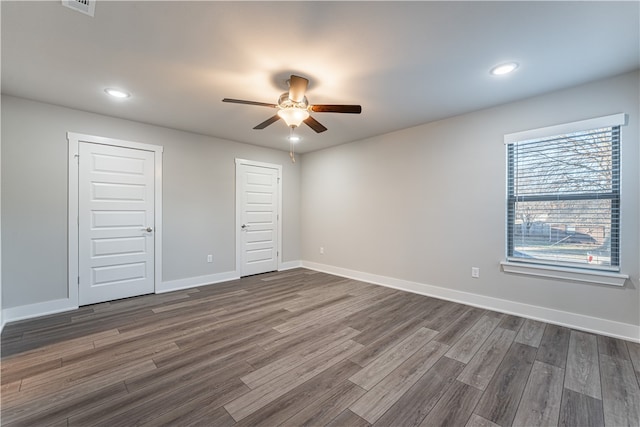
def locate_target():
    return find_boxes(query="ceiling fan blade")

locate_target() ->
[288,75,309,103]
[222,98,277,108]
[253,114,281,129]
[310,104,362,114]
[304,116,328,133]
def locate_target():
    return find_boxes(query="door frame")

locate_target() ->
[235,158,283,277]
[68,132,163,306]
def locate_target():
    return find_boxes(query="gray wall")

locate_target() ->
[3,71,638,331]
[1,95,301,308]
[301,71,639,327]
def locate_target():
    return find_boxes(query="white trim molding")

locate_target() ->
[501,261,628,287]
[504,113,627,144]
[158,271,240,294]
[0,263,304,325]
[302,260,640,343]
[157,261,304,294]
[2,298,77,325]
[279,260,303,271]
[4,263,637,343]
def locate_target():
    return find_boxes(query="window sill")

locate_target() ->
[500,261,628,287]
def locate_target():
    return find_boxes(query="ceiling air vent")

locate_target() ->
[61,0,95,17]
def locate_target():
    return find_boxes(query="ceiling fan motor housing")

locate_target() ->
[278,93,309,110]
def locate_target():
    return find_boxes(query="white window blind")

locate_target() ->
[505,114,625,271]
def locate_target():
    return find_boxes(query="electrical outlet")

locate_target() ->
[207,254,213,263]
[471,267,480,278]
[320,247,324,255]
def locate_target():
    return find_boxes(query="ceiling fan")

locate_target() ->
[222,75,362,134]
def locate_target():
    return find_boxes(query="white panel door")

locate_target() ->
[78,142,155,305]
[238,163,279,276]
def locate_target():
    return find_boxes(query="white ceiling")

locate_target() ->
[2,1,638,153]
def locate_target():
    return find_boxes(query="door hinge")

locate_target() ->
[74,153,79,164]
[277,177,280,184]
[77,276,80,285]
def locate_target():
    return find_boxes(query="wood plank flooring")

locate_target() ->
[2,268,639,426]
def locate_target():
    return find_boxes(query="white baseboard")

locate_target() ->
[2,298,78,326]
[158,270,240,294]
[146,261,303,294]
[1,271,241,326]
[0,266,282,326]
[4,263,637,344]
[302,261,640,343]
[279,260,303,271]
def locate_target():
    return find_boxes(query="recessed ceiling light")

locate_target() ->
[490,62,519,76]
[104,88,130,98]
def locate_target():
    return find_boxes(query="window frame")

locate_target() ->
[503,113,628,285]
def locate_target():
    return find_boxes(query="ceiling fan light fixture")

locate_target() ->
[277,107,309,127]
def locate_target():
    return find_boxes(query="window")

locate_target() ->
[505,114,625,271]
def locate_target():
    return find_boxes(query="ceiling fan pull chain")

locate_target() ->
[289,127,296,163]
[290,140,296,163]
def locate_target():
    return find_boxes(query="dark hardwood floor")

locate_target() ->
[1,268,639,426]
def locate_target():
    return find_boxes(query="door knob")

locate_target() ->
[143,227,153,232]
[241,224,249,229]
